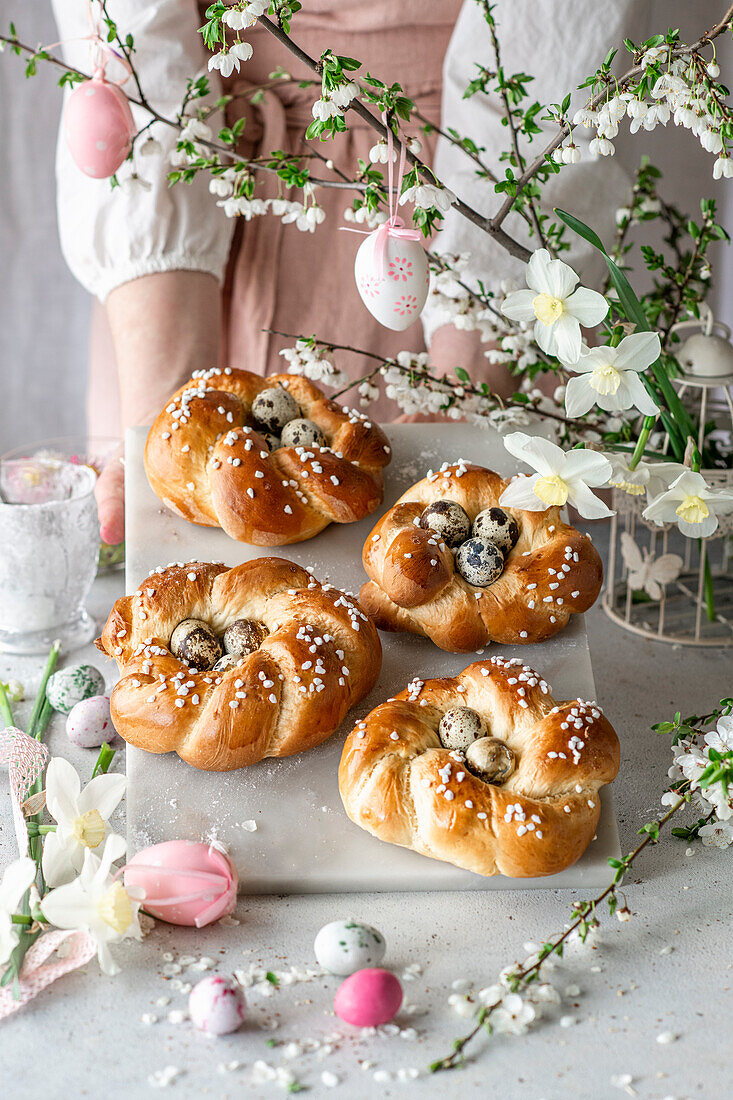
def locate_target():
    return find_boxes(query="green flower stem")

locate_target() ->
[26,641,61,887]
[10,915,32,926]
[702,550,716,623]
[628,415,657,471]
[91,743,117,779]
[0,680,14,728]
[25,824,56,838]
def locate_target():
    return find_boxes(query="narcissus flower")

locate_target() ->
[42,757,126,888]
[500,249,608,364]
[563,332,661,418]
[642,470,733,538]
[499,432,614,519]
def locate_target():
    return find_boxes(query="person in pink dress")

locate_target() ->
[52,0,641,543]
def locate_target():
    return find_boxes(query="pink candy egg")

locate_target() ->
[123,840,238,927]
[189,975,246,1035]
[65,694,114,748]
[334,968,403,1027]
[64,75,135,178]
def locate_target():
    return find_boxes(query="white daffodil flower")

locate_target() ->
[0,857,36,966]
[500,249,608,364]
[642,470,733,538]
[499,432,614,519]
[42,757,126,889]
[42,836,141,976]
[564,332,661,418]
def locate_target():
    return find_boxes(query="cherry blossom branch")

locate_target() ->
[490,3,733,231]
[430,786,691,1073]
[254,14,533,262]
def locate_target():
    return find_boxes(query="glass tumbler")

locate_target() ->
[0,453,100,654]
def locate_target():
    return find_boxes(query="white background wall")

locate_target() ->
[1,1,732,452]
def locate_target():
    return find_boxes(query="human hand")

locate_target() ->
[95,448,125,546]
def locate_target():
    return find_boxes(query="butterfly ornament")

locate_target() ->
[620,532,682,600]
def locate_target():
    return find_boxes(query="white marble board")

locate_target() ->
[124,423,620,893]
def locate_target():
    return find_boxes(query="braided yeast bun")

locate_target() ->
[97,558,382,771]
[359,461,603,651]
[144,368,392,545]
[339,656,619,878]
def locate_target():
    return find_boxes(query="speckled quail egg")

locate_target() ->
[169,618,223,670]
[314,920,386,976]
[280,417,326,449]
[438,706,487,751]
[455,537,504,587]
[66,694,115,749]
[472,507,519,556]
[419,499,471,548]
[465,736,516,784]
[47,665,106,714]
[251,385,301,432]
[223,619,269,659]
[212,654,238,674]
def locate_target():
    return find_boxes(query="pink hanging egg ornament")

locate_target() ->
[354,229,430,332]
[64,72,135,178]
[123,840,238,927]
[333,968,403,1027]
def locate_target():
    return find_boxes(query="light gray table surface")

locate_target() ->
[1,529,730,1100]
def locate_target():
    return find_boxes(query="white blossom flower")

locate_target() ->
[330,81,360,109]
[563,332,660,418]
[707,61,721,79]
[399,182,456,213]
[490,992,537,1036]
[589,136,616,157]
[500,249,608,364]
[499,432,614,519]
[229,40,254,66]
[368,141,395,165]
[572,105,598,128]
[562,144,581,164]
[209,169,237,197]
[120,175,152,195]
[700,127,724,154]
[699,820,733,848]
[312,97,341,122]
[180,118,212,144]
[713,156,733,180]
[0,857,36,966]
[704,714,733,753]
[42,757,126,888]
[42,835,141,975]
[208,50,237,78]
[139,137,162,157]
[643,470,733,538]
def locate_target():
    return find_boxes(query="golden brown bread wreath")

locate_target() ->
[97,558,382,771]
[359,460,603,651]
[339,656,619,878]
[144,368,392,545]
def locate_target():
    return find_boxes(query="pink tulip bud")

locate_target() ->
[123,840,238,927]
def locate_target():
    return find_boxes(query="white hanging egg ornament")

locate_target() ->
[64,74,135,179]
[678,331,733,379]
[354,226,429,331]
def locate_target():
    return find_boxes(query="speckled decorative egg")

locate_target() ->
[65,694,115,748]
[169,619,222,670]
[472,507,519,556]
[251,385,301,432]
[223,619,269,659]
[455,537,504,587]
[438,706,487,751]
[419,500,471,548]
[212,654,238,674]
[280,418,326,449]
[334,968,403,1027]
[314,920,386,976]
[189,975,247,1035]
[64,75,135,179]
[466,737,515,783]
[47,665,106,714]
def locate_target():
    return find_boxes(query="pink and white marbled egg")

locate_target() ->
[189,975,247,1035]
[65,694,114,748]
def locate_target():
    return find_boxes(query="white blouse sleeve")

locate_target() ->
[422,0,646,345]
[52,0,234,303]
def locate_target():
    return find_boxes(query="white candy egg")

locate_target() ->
[65,695,115,749]
[189,975,247,1035]
[314,920,386,976]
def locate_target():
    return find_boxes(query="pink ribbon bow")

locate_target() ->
[342,111,421,278]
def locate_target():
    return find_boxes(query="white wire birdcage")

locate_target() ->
[602,311,733,646]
